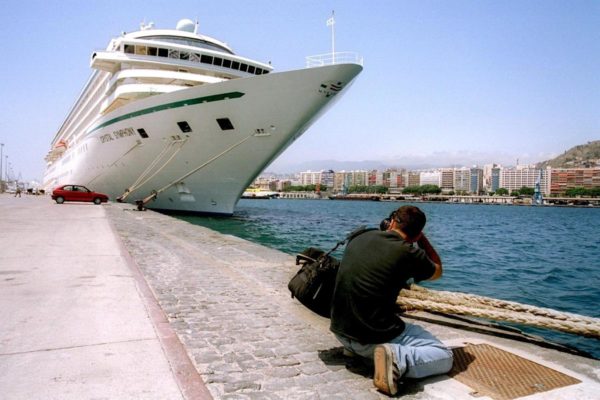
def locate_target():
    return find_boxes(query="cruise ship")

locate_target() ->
[44,19,362,214]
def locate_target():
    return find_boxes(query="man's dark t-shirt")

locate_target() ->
[330,230,436,344]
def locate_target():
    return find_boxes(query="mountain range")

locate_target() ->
[265,141,599,174]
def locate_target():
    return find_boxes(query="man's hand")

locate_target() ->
[417,234,443,281]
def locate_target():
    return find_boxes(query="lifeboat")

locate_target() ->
[53,140,68,153]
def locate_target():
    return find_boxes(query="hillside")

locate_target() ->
[537,140,600,168]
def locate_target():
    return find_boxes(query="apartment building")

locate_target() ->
[454,168,471,193]
[332,170,368,192]
[440,169,454,192]
[420,171,441,186]
[500,166,549,194]
[299,170,334,188]
[470,167,484,194]
[549,168,600,195]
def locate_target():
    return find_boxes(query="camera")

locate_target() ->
[379,217,391,231]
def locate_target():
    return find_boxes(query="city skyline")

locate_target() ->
[1,1,597,182]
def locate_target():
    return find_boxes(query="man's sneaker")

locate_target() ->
[373,344,400,396]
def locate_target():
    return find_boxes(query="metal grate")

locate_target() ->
[449,343,581,400]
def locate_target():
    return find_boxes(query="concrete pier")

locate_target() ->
[1,194,598,399]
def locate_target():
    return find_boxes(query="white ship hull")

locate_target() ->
[44,64,361,214]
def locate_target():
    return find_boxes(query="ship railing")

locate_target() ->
[305,52,363,68]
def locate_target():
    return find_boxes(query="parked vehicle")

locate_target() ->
[51,185,109,205]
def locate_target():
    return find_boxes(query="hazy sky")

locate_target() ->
[0,0,598,181]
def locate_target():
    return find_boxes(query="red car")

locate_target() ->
[51,185,109,205]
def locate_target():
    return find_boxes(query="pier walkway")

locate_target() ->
[1,194,598,399]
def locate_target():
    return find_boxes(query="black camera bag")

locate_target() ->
[288,226,375,318]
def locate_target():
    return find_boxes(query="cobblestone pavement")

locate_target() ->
[106,203,389,399]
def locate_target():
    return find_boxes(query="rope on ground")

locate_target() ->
[398,284,600,339]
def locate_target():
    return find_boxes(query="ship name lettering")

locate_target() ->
[100,134,114,143]
[112,127,135,139]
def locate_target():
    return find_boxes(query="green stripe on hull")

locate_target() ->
[89,91,245,133]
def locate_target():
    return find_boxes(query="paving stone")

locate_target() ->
[105,205,391,399]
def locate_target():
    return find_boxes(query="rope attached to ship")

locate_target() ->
[118,138,188,202]
[137,133,256,207]
[398,284,600,339]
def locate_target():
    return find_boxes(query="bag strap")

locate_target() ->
[321,226,376,258]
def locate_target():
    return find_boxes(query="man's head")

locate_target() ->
[389,205,426,241]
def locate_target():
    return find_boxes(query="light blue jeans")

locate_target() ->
[335,322,454,379]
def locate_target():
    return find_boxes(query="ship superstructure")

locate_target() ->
[44,19,362,214]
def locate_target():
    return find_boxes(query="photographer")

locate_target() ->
[330,205,453,396]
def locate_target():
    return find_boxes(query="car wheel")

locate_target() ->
[93,197,102,205]
[56,196,65,204]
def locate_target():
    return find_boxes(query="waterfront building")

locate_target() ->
[299,170,334,189]
[549,168,600,195]
[490,167,501,192]
[300,170,322,186]
[332,170,368,192]
[403,171,420,188]
[470,167,484,194]
[321,170,335,189]
[440,168,454,193]
[368,170,382,187]
[454,167,471,193]
[482,164,501,192]
[277,180,292,191]
[252,176,278,191]
[500,166,549,194]
[420,171,441,187]
[388,169,404,189]
[333,172,347,192]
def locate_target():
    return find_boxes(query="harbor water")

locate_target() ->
[175,199,600,359]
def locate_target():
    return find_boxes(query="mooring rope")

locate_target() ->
[398,284,600,339]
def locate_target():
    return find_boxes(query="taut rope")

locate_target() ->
[398,285,600,339]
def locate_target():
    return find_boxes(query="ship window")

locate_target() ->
[255,68,263,75]
[158,48,168,57]
[216,118,234,131]
[124,44,135,54]
[138,35,234,55]
[147,47,157,56]
[137,128,149,139]
[240,63,248,72]
[213,57,222,66]
[201,55,213,64]
[177,121,192,133]
[135,46,147,55]
[180,51,189,60]
[232,61,240,70]
[248,65,255,74]
[168,49,180,59]
[190,53,200,62]
[222,59,231,68]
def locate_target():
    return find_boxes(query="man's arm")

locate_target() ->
[417,234,443,281]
